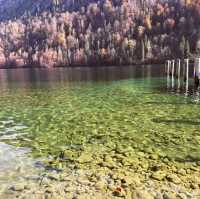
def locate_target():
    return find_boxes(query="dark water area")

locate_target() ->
[0,64,198,97]
[0,65,164,88]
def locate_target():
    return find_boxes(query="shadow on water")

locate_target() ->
[152,118,200,125]
[146,101,197,105]
[175,155,200,163]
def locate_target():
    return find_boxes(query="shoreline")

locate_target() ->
[0,60,165,70]
[2,142,200,199]
[3,158,200,199]
[0,56,197,70]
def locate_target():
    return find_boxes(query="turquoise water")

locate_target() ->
[0,65,200,179]
[0,70,199,169]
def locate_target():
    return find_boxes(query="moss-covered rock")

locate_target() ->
[151,171,166,181]
[77,153,93,163]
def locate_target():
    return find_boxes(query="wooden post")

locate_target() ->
[167,60,171,89]
[194,58,200,88]
[167,60,170,76]
[171,60,175,88]
[177,59,181,90]
[185,58,189,93]
[177,59,181,79]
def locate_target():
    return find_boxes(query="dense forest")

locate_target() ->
[0,0,199,68]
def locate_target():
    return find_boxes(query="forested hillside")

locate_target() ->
[0,0,100,21]
[0,0,199,68]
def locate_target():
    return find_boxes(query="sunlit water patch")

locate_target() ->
[0,118,28,141]
[0,118,44,196]
[0,142,43,195]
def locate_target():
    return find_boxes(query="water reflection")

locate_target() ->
[1,65,199,100]
[165,60,200,98]
[0,65,164,90]
[166,72,200,100]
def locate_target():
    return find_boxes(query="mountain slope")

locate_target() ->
[0,0,145,21]
[0,0,100,21]
[0,0,199,68]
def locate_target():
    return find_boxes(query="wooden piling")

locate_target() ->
[171,60,175,88]
[177,59,181,90]
[165,57,200,91]
[167,60,171,89]
[177,59,181,79]
[167,60,170,76]
[185,58,189,93]
[194,58,200,88]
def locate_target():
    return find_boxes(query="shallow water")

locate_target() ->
[0,141,42,196]
[0,65,200,189]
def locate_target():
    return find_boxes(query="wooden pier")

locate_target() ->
[165,58,200,92]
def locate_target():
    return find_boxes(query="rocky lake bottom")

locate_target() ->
[0,75,200,199]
